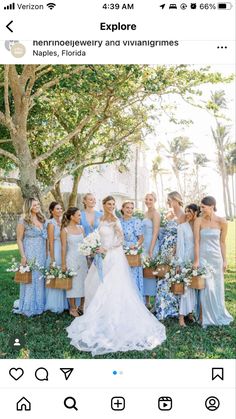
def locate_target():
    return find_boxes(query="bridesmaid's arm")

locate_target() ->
[149,212,160,257]
[193,218,201,268]
[48,223,55,264]
[60,228,67,271]
[220,219,228,272]
[16,223,27,266]
[137,235,144,247]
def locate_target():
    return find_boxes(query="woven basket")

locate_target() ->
[171,282,184,295]
[46,277,72,290]
[189,275,205,290]
[126,254,142,267]
[14,271,32,284]
[143,267,156,279]
[154,264,170,279]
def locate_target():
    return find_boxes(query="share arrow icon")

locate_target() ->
[60,368,74,380]
[160,4,165,8]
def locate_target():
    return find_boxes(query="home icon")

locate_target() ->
[16,397,31,411]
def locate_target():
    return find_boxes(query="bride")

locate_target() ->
[66,196,166,356]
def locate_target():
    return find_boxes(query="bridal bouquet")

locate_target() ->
[78,229,102,256]
[78,230,104,282]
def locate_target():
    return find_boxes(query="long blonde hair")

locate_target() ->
[22,197,46,225]
[82,193,94,209]
[167,191,183,207]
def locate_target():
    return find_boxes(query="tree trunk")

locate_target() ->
[231,174,236,218]
[160,174,164,208]
[221,168,229,218]
[226,174,233,219]
[68,172,82,207]
[50,180,65,210]
[134,146,138,208]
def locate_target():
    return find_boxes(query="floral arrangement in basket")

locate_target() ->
[142,256,159,278]
[41,262,76,285]
[7,258,40,284]
[185,262,214,290]
[124,245,143,267]
[152,253,175,279]
[78,229,104,282]
[123,245,143,256]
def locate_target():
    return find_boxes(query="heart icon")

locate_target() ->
[9,368,24,381]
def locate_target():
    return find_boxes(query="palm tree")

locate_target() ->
[193,153,209,199]
[210,90,233,219]
[164,136,192,196]
[151,155,169,207]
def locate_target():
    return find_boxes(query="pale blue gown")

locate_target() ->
[199,228,233,327]
[45,218,68,313]
[120,217,144,296]
[143,218,159,296]
[176,222,196,316]
[15,219,47,317]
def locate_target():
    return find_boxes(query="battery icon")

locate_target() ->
[217,2,233,9]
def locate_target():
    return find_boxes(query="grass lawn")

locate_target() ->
[0,221,235,359]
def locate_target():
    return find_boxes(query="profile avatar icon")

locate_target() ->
[14,338,21,347]
[205,396,220,411]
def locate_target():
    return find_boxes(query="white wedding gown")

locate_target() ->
[67,219,166,356]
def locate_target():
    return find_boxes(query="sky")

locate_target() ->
[145,64,235,216]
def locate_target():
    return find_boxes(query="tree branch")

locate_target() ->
[0,148,20,165]
[31,66,86,101]
[0,176,20,185]
[0,139,12,144]
[33,111,95,166]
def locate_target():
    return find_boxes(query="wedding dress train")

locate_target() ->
[67,220,166,356]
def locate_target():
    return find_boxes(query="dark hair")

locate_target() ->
[185,203,200,217]
[201,196,217,212]
[102,195,115,206]
[61,207,80,229]
[49,201,59,219]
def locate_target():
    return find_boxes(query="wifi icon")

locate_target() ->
[47,2,56,9]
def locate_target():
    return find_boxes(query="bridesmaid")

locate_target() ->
[167,191,185,224]
[120,201,144,296]
[176,204,199,327]
[80,193,103,268]
[61,207,88,317]
[155,191,184,320]
[80,193,103,236]
[193,196,233,327]
[45,202,68,313]
[143,192,160,309]
[16,197,47,317]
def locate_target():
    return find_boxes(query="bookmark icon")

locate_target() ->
[60,368,74,381]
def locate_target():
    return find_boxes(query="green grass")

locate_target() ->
[0,222,235,359]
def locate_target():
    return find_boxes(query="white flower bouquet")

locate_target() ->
[78,229,102,256]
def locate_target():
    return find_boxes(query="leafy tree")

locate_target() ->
[0,65,232,203]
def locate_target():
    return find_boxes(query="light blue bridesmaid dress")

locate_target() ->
[16,219,47,317]
[45,218,68,313]
[120,216,144,296]
[80,210,103,236]
[199,228,233,327]
[143,218,159,296]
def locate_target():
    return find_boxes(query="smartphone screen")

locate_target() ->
[0,1,235,418]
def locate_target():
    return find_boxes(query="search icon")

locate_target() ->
[64,397,78,411]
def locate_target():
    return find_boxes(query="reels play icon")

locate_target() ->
[158,396,172,411]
